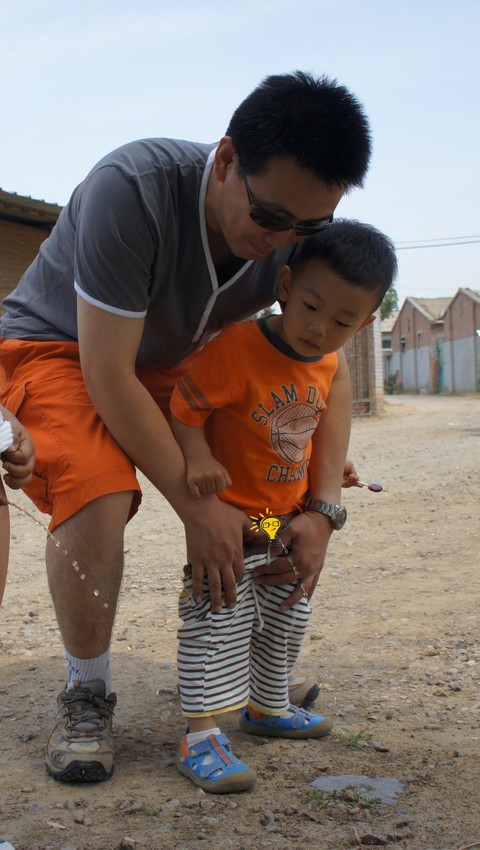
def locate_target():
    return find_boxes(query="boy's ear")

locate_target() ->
[356,314,376,331]
[277,265,293,302]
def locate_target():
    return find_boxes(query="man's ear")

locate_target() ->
[213,136,236,183]
[277,265,293,303]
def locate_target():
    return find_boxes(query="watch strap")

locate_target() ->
[304,497,347,529]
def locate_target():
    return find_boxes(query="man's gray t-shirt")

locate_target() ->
[1,138,291,367]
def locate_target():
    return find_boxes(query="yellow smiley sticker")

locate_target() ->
[250,508,282,541]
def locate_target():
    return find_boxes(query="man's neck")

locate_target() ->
[206,227,233,266]
[208,233,245,284]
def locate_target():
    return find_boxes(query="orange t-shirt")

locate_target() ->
[170,319,338,516]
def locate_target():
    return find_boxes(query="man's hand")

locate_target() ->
[0,412,35,490]
[184,498,252,612]
[253,510,332,610]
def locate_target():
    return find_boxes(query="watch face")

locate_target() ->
[332,505,347,530]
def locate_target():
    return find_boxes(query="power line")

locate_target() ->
[396,234,480,244]
[397,238,480,250]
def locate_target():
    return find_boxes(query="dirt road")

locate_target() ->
[1,394,479,850]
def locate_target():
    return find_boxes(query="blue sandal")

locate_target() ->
[239,704,333,739]
[178,733,256,793]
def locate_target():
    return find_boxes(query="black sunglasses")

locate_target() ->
[241,169,333,237]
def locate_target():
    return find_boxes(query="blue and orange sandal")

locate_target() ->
[239,704,333,739]
[178,733,256,793]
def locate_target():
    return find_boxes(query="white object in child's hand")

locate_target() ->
[0,841,17,850]
[0,415,15,453]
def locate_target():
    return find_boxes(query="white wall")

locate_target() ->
[444,337,479,392]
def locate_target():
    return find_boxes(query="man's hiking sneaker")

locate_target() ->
[239,704,333,739]
[178,733,256,794]
[287,674,320,709]
[46,679,116,782]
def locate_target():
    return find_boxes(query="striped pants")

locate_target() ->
[177,551,311,717]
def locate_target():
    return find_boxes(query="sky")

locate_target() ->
[1,0,479,308]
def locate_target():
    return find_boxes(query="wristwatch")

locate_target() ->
[304,497,347,530]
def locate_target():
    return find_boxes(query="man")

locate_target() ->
[0,71,371,782]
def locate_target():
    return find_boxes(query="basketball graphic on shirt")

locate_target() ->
[270,404,319,463]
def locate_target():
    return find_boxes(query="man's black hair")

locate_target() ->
[290,219,398,310]
[226,71,372,191]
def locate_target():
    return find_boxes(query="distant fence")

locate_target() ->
[344,326,373,416]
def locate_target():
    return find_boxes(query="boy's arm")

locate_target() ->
[0,405,35,604]
[253,349,351,608]
[172,416,232,498]
[306,350,351,506]
[0,478,10,605]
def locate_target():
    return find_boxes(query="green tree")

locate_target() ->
[381,285,399,320]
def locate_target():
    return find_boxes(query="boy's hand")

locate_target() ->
[187,458,232,498]
[342,457,359,488]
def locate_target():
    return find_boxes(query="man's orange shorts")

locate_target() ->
[0,338,191,531]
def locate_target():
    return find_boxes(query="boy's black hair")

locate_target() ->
[226,71,371,191]
[290,219,398,310]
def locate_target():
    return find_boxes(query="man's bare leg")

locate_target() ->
[45,491,133,782]
[46,491,133,657]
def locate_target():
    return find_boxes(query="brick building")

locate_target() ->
[381,310,398,388]
[0,188,62,308]
[389,297,451,393]
[443,288,480,393]
[385,291,480,394]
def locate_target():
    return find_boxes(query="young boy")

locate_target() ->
[0,405,36,604]
[170,219,397,794]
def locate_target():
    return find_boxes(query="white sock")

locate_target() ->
[65,647,112,695]
[186,727,221,747]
